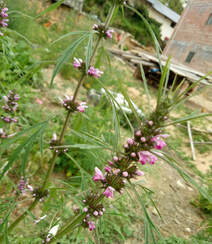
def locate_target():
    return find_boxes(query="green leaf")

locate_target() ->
[50,33,89,87]
[71,130,111,148]
[156,57,171,109]
[130,184,164,244]
[0,120,50,157]
[85,32,93,73]
[165,113,212,127]
[117,78,143,124]
[65,153,95,186]
[4,218,9,244]
[140,63,151,113]
[54,144,104,149]
[35,0,65,19]
[5,28,33,46]
[51,31,89,45]
[0,122,48,181]
[97,79,134,133]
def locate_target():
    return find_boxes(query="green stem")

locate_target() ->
[0,3,117,243]
[49,194,105,243]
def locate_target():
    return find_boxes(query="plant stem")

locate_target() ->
[0,3,117,242]
[49,194,105,243]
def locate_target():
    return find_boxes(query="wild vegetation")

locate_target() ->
[0,0,212,243]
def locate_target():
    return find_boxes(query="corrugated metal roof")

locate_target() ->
[145,0,180,23]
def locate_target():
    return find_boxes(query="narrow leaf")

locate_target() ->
[140,63,151,113]
[50,33,89,87]
[85,32,93,73]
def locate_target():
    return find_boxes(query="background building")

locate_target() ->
[141,0,180,40]
[163,0,212,74]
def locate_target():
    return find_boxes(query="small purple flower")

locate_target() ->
[113,156,119,162]
[93,167,105,182]
[3,95,8,102]
[88,66,104,78]
[93,210,98,216]
[135,170,144,176]
[103,186,115,198]
[140,137,146,142]
[148,120,154,126]
[88,221,95,231]
[122,171,128,177]
[138,151,157,165]
[114,168,120,175]
[104,166,112,173]
[73,57,83,68]
[83,207,88,212]
[106,29,114,39]
[108,161,113,166]
[127,138,134,145]
[150,135,168,150]
[93,24,98,30]
[77,102,88,113]
[131,152,136,158]
[52,133,57,141]
[135,130,142,137]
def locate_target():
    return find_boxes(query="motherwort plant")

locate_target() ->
[0,0,211,243]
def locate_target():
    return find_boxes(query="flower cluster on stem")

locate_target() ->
[73,57,104,78]
[80,104,170,231]
[0,5,8,36]
[93,24,114,39]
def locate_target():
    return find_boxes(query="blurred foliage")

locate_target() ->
[0,36,43,88]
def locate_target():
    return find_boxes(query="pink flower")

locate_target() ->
[88,221,95,231]
[135,170,144,176]
[83,207,88,212]
[93,167,105,182]
[52,133,57,141]
[73,57,83,68]
[113,156,119,162]
[151,135,168,150]
[88,66,104,78]
[123,144,129,149]
[27,184,34,192]
[103,186,115,198]
[3,96,8,102]
[77,102,88,112]
[36,98,43,105]
[148,120,153,126]
[138,151,157,165]
[131,152,136,158]
[140,137,146,142]
[122,171,128,177]
[106,29,114,39]
[114,168,120,175]
[104,166,112,173]
[93,211,98,216]
[135,130,142,137]
[127,138,134,145]
[108,161,113,166]
[93,24,98,30]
